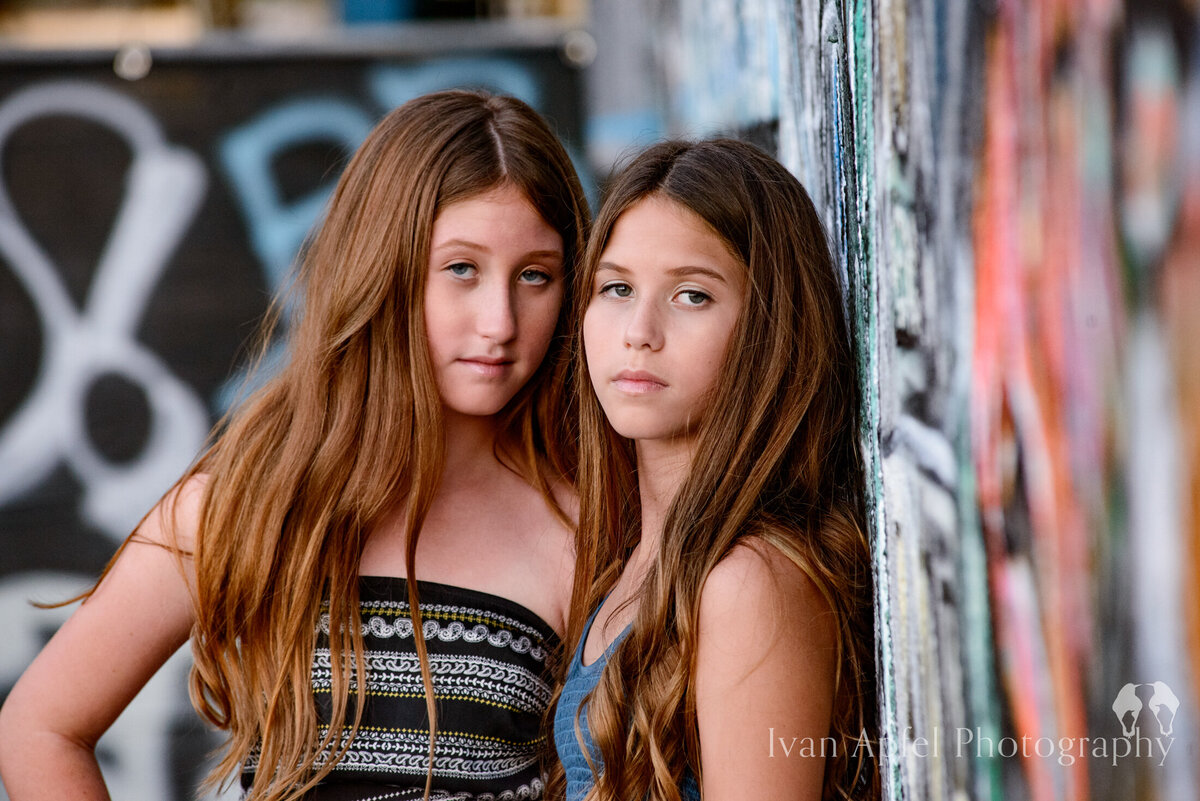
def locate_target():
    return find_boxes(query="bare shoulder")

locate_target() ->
[108,473,210,600]
[694,536,838,800]
[136,472,209,554]
[699,537,832,636]
[95,472,210,605]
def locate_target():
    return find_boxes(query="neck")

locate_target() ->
[440,408,503,491]
[633,436,695,555]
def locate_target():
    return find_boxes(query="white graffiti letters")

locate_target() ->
[0,81,209,540]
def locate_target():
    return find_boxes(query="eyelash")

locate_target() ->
[599,281,632,298]
[519,268,552,286]
[445,263,554,286]
[598,282,712,306]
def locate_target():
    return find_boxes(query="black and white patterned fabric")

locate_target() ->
[242,576,559,801]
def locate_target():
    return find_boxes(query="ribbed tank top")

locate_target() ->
[552,604,699,801]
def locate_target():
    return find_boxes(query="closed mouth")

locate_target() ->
[612,369,668,393]
[458,357,514,376]
[460,356,513,365]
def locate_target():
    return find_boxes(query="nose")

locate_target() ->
[475,278,517,343]
[624,298,664,351]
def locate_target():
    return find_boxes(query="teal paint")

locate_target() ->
[844,3,902,796]
[958,448,1005,801]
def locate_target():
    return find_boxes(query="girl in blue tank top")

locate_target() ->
[551,139,879,801]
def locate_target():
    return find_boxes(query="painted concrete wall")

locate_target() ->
[624,1,1199,799]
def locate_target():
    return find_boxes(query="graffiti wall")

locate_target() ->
[0,41,586,800]
[641,1,1200,800]
[5,3,1199,800]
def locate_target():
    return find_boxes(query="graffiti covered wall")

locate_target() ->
[638,1,1200,800]
[0,40,587,800]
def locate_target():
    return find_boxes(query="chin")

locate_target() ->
[442,393,515,419]
[603,414,684,443]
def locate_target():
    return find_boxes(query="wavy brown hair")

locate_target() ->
[554,139,878,801]
[149,91,586,800]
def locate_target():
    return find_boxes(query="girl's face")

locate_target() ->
[583,195,745,445]
[425,184,565,418]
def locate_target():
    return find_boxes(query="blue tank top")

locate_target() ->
[552,604,700,801]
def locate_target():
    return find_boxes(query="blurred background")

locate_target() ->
[0,1,1198,800]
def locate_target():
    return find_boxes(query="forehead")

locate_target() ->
[431,185,562,251]
[600,196,742,276]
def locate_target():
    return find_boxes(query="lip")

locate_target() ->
[458,356,514,378]
[612,368,668,395]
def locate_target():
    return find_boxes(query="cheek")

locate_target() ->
[524,288,564,349]
[422,283,458,361]
[581,306,608,375]
[689,361,725,408]
[681,316,737,402]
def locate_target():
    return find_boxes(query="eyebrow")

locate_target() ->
[596,261,729,284]
[434,239,562,259]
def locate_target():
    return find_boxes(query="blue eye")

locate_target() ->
[600,282,632,298]
[519,268,551,286]
[678,290,711,306]
[446,262,475,277]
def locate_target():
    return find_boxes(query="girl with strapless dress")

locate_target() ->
[0,90,589,801]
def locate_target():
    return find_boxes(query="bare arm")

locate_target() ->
[695,541,837,801]
[0,478,203,800]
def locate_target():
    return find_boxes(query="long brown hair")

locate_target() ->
[172,91,588,800]
[557,139,877,801]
